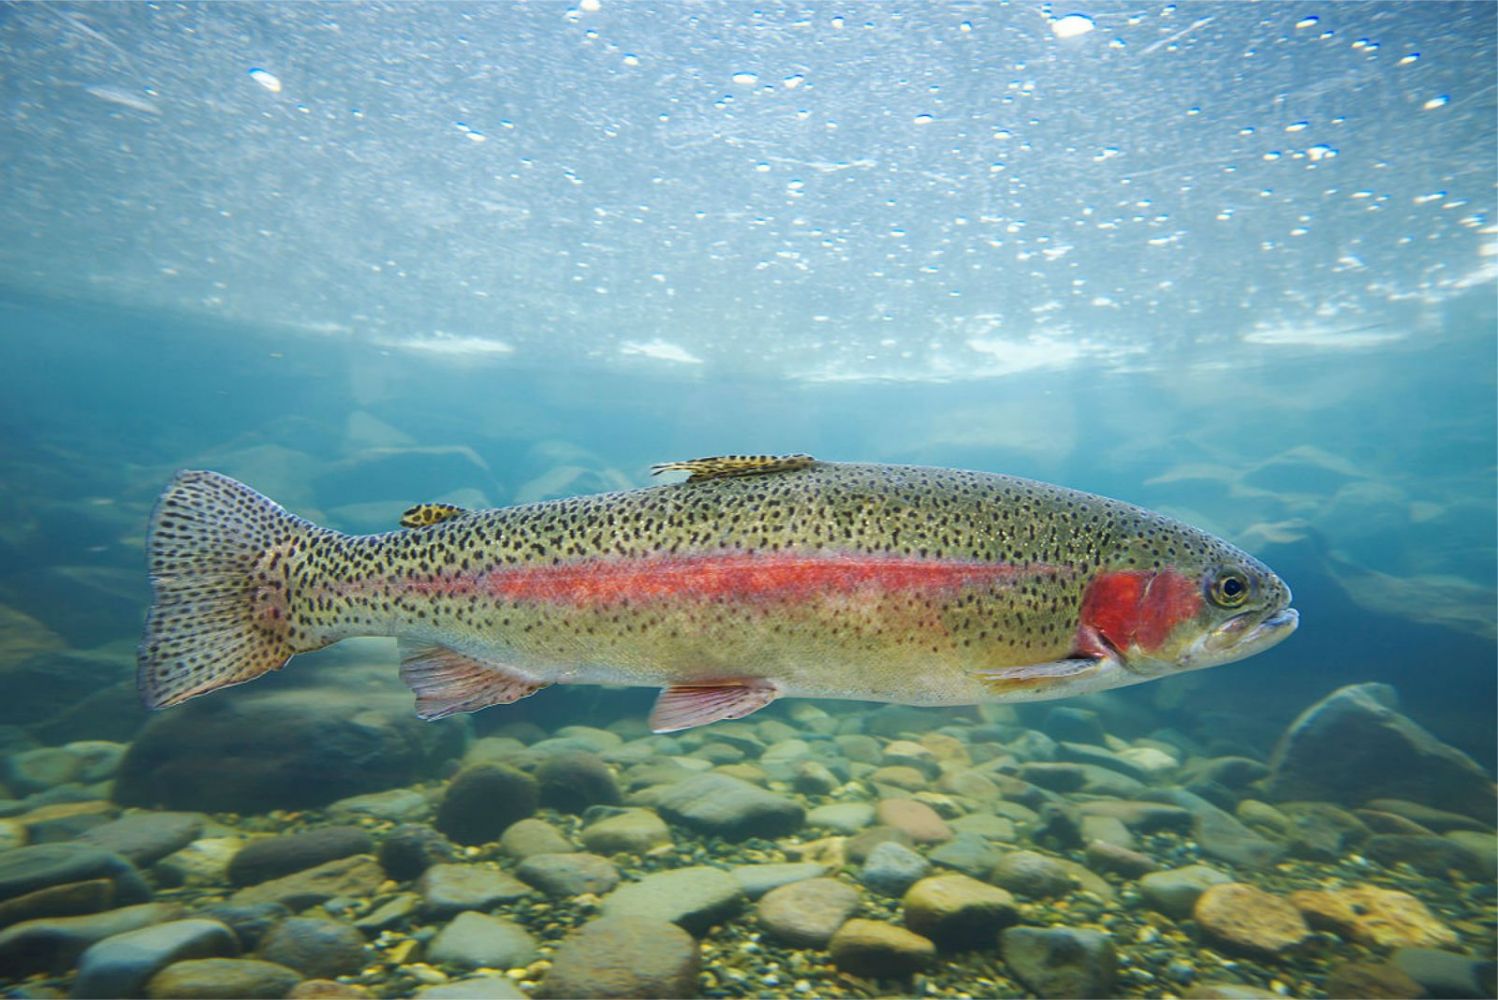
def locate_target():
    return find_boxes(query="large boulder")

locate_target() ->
[1266,684,1496,822]
[113,688,464,813]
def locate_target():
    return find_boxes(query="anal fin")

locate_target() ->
[398,641,549,720]
[649,681,779,733]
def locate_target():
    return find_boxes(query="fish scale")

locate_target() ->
[138,455,1297,731]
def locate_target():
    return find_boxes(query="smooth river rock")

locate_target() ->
[600,865,744,934]
[72,918,239,999]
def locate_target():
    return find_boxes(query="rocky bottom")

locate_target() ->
[0,685,1493,1000]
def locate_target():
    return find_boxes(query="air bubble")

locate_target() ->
[1051,14,1095,39]
[1422,95,1449,110]
[732,72,759,85]
[248,68,282,93]
[913,113,934,125]
[1295,15,1319,29]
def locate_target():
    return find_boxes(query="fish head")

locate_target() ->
[1078,527,1298,679]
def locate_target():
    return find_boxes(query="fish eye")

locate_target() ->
[1209,569,1251,608]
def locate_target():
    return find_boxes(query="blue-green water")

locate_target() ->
[0,4,1494,998]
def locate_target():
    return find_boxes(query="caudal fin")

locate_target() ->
[137,470,316,709]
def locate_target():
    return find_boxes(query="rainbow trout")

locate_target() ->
[138,454,1297,731]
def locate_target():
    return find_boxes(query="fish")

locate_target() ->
[137,454,1298,732]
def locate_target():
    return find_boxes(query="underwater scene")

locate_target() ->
[0,3,1494,999]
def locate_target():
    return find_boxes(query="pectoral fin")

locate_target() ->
[398,641,550,720]
[649,681,779,733]
[973,657,1106,698]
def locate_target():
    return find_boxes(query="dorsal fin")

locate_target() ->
[399,502,469,529]
[650,453,818,482]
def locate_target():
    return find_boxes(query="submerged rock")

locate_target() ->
[1364,798,1493,832]
[327,788,430,823]
[1141,788,1284,868]
[1193,883,1309,958]
[113,691,463,813]
[435,764,539,846]
[1392,947,1497,999]
[378,824,456,881]
[874,798,952,843]
[1278,801,1371,861]
[0,843,150,923]
[228,826,373,887]
[0,901,183,977]
[859,840,930,897]
[1265,683,1496,822]
[72,918,239,999]
[1322,961,1425,1000]
[1077,800,1192,833]
[515,853,620,897]
[413,975,523,999]
[928,831,1004,878]
[76,812,203,868]
[1084,839,1159,878]
[757,877,860,948]
[1138,865,1235,919]
[578,807,672,854]
[144,957,304,999]
[1042,707,1108,746]
[197,901,289,950]
[846,825,914,864]
[499,818,575,860]
[649,773,804,840]
[427,911,539,969]
[730,862,828,899]
[1001,926,1117,999]
[259,917,368,978]
[535,752,622,813]
[989,850,1075,899]
[229,855,383,910]
[1365,833,1492,878]
[828,919,935,978]
[903,873,1018,949]
[418,863,532,917]
[1290,885,1458,950]
[539,916,699,999]
[599,866,744,934]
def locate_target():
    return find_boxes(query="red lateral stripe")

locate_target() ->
[401,553,1055,605]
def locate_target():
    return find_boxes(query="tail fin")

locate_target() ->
[137,470,317,709]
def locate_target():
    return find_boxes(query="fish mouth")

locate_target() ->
[1185,605,1299,669]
